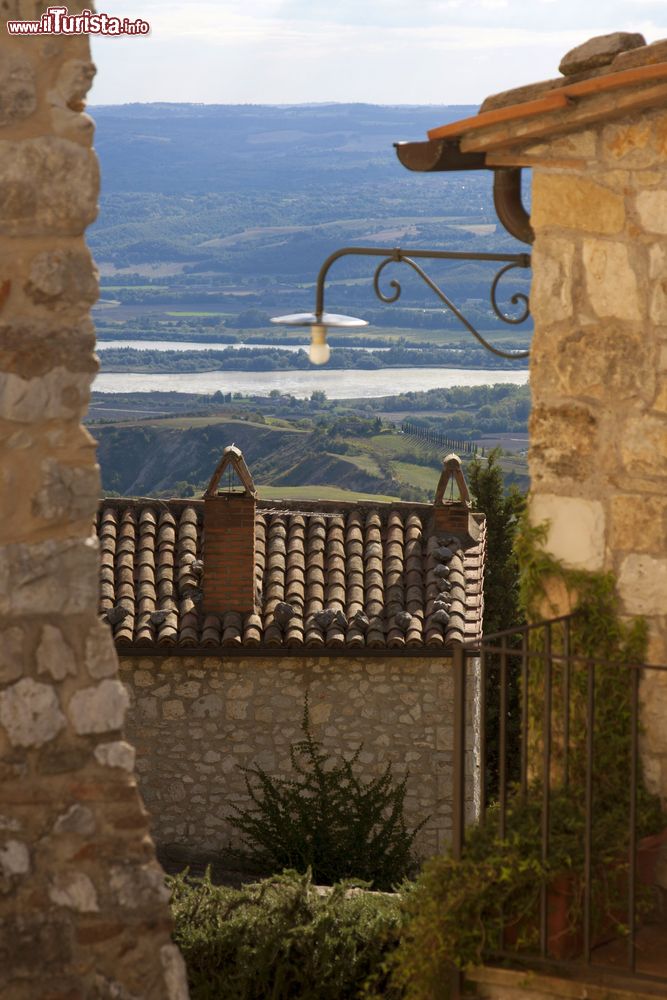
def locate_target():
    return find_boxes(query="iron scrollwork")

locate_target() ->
[315,245,532,360]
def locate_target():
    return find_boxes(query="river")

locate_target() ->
[94,367,529,399]
[97,339,390,353]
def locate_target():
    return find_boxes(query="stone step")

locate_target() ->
[467,965,666,1000]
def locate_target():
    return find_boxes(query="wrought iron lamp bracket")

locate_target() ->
[312,245,532,360]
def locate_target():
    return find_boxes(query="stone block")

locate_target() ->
[523,130,597,161]
[601,122,656,168]
[49,871,98,912]
[226,700,247,721]
[532,174,625,234]
[174,681,200,698]
[636,189,667,235]
[610,494,667,553]
[529,403,598,484]
[0,840,30,877]
[582,239,641,321]
[0,54,36,127]
[310,700,332,725]
[545,324,652,401]
[530,237,575,324]
[94,741,136,772]
[52,58,96,110]
[0,136,98,237]
[160,943,189,1000]
[0,627,23,684]
[133,669,154,688]
[53,804,95,836]
[109,863,170,909]
[85,622,118,680]
[0,536,99,613]
[163,700,185,721]
[0,319,98,380]
[36,625,77,681]
[618,554,667,615]
[0,677,65,748]
[620,415,667,476]
[24,248,98,311]
[529,494,606,570]
[68,679,129,735]
[653,382,667,414]
[0,367,91,425]
[559,32,645,76]
[32,457,99,525]
[192,694,223,719]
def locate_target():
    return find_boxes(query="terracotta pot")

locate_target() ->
[503,827,667,961]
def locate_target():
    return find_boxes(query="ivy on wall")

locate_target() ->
[379,516,664,1000]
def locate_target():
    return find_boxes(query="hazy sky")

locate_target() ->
[90,1,667,106]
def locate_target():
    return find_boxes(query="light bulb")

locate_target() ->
[309,323,330,365]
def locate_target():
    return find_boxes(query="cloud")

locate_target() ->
[89,1,667,104]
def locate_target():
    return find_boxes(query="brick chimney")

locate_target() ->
[433,454,477,538]
[203,445,257,613]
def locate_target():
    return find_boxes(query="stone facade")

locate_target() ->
[0,10,187,998]
[525,108,667,801]
[119,654,481,864]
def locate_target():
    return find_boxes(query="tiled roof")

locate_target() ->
[424,35,667,156]
[97,497,485,654]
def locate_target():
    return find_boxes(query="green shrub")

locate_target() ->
[228,703,427,890]
[169,868,403,1000]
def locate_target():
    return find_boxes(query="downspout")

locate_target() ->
[493,168,534,245]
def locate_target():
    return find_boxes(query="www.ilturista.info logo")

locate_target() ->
[7,6,150,35]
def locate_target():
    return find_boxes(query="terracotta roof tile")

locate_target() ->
[97,497,485,653]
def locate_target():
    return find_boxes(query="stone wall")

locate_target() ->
[526,108,667,800]
[119,654,481,864]
[0,8,187,998]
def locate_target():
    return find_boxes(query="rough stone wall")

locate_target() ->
[0,9,187,998]
[526,110,667,800]
[119,655,481,863]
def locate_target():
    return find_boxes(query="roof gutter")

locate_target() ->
[394,140,534,245]
[115,643,468,659]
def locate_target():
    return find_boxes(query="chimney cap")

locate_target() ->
[205,444,257,498]
[434,453,471,507]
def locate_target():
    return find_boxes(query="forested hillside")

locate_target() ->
[89,104,531,346]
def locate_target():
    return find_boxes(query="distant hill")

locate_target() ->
[90,103,478,194]
[95,418,397,498]
[87,103,528,277]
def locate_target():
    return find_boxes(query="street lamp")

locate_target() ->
[269,311,367,365]
[271,245,531,364]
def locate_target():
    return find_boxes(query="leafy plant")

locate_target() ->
[227,701,427,890]
[380,518,665,1000]
[169,868,403,1000]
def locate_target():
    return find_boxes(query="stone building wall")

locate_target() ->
[0,8,187,998]
[119,654,481,864]
[526,108,667,800]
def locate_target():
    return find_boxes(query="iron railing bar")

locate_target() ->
[583,660,595,964]
[540,622,553,958]
[450,642,466,1000]
[462,613,578,645]
[628,667,639,974]
[472,644,667,672]
[499,636,508,840]
[451,642,466,860]
[479,647,487,823]
[520,632,528,803]
[563,618,571,790]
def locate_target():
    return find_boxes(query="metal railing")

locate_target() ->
[450,615,667,996]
